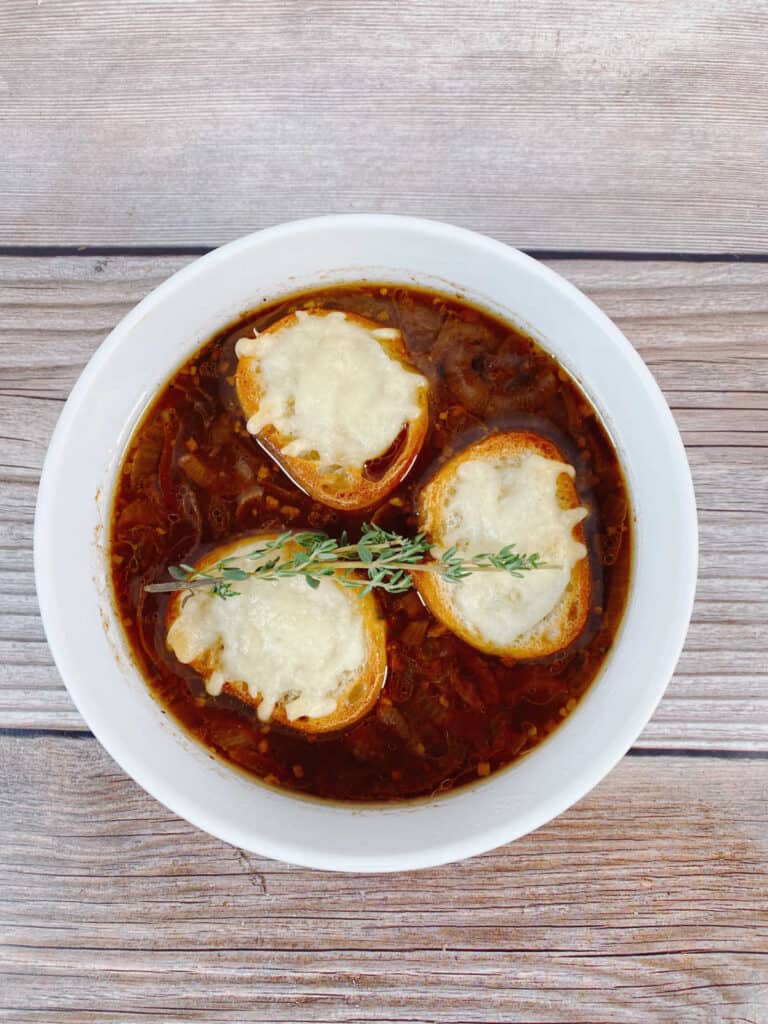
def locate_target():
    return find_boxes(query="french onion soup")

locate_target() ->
[110,284,632,802]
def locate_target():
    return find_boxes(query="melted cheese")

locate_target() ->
[235,310,426,468]
[166,549,368,722]
[435,453,588,646]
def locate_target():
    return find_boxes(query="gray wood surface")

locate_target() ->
[2,0,767,251]
[1,733,767,1023]
[2,255,766,751]
[3,3,768,1015]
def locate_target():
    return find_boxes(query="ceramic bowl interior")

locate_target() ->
[35,215,697,871]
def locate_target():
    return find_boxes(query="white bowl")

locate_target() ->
[35,215,697,872]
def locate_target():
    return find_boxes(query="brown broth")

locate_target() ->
[110,284,632,802]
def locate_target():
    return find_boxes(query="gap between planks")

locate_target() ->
[2,246,768,261]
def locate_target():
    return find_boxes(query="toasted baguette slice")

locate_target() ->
[235,308,429,510]
[416,432,591,659]
[166,534,387,734]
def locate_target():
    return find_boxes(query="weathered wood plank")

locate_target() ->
[1,256,767,749]
[1,1,767,251]
[0,734,766,1022]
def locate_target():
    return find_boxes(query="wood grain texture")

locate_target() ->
[0,733,767,1022]
[2,255,768,749]
[1,0,767,251]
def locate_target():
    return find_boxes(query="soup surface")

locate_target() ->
[110,284,631,801]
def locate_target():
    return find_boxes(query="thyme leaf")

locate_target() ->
[144,523,549,599]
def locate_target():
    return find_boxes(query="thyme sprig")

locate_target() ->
[144,523,547,600]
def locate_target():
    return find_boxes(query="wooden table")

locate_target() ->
[2,3,767,1021]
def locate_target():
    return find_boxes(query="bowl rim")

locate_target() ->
[34,214,698,871]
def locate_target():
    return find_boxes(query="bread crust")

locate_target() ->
[166,533,387,734]
[235,309,429,511]
[416,431,591,659]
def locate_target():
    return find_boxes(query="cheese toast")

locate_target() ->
[235,308,429,510]
[166,534,387,733]
[416,432,591,659]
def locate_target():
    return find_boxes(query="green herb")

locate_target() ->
[144,524,547,599]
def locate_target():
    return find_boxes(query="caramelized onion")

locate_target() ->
[110,283,631,803]
[442,342,491,415]
[178,453,218,489]
[157,413,181,512]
